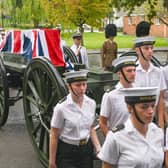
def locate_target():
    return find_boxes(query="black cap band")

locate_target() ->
[67,77,87,83]
[135,41,155,47]
[113,62,137,73]
[125,95,156,104]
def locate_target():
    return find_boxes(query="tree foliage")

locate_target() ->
[110,0,159,20]
[1,0,168,29]
[112,0,168,20]
[16,0,23,9]
[153,0,168,25]
[42,0,109,33]
[0,0,47,28]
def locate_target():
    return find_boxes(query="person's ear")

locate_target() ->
[67,84,71,90]
[117,71,121,76]
[127,104,133,113]
[135,47,139,54]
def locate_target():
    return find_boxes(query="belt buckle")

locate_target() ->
[79,139,87,146]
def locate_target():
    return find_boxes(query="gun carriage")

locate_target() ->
[0,29,117,167]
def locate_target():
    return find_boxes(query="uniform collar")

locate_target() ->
[67,93,89,105]
[107,39,113,43]
[125,117,158,134]
[115,82,134,90]
[136,61,154,72]
[124,118,135,133]
[71,44,81,49]
[115,82,124,89]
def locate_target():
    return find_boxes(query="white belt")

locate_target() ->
[59,136,89,146]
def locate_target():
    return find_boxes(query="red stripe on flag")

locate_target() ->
[13,30,21,53]
[44,29,65,66]
[32,30,37,58]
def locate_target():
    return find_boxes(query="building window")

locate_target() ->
[156,18,160,25]
[128,17,132,25]
[140,15,145,21]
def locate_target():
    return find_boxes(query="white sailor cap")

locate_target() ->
[1,31,5,35]
[120,87,158,104]
[63,69,88,83]
[112,56,137,73]
[134,36,155,47]
[72,32,82,39]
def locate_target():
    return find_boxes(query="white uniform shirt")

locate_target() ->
[71,44,89,68]
[98,118,164,168]
[135,62,166,105]
[165,127,168,151]
[162,65,168,106]
[163,65,168,88]
[100,82,129,129]
[51,94,96,141]
[135,62,166,90]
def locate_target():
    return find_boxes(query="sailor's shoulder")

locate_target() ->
[58,96,67,104]
[110,124,125,133]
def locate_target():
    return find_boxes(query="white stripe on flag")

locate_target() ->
[38,30,50,60]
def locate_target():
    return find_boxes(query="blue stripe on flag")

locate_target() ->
[22,35,32,60]
[1,32,12,52]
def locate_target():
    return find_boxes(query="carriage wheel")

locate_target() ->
[0,56,9,126]
[23,57,68,167]
[63,46,78,63]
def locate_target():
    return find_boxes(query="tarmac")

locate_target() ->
[0,123,42,168]
[0,98,42,168]
[0,91,102,168]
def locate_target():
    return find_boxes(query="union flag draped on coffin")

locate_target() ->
[0,29,65,67]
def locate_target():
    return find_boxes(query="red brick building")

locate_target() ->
[123,15,168,37]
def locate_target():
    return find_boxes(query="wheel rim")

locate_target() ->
[0,56,9,126]
[63,46,78,63]
[23,57,68,167]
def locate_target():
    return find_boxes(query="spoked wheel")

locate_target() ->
[63,46,78,63]
[0,56,9,126]
[23,57,68,167]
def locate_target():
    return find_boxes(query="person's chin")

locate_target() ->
[146,116,153,122]
[129,79,135,83]
[78,94,84,97]
[147,56,152,60]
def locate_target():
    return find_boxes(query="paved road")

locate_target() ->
[0,123,42,168]
[0,122,101,168]
[0,95,102,168]
[0,98,42,168]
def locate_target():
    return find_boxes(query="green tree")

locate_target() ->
[42,0,109,33]
[16,0,23,9]
[110,0,168,20]
[153,0,168,26]
[1,0,47,28]
[134,0,168,26]
[30,0,45,27]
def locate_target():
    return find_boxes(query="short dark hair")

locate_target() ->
[105,24,117,38]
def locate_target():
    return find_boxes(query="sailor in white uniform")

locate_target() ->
[134,21,167,128]
[71,33,89,68]
[98,87,166,168]
[49,68,100,168]
[99,56,137,136]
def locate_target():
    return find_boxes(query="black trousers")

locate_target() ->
[56,139,94,168]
